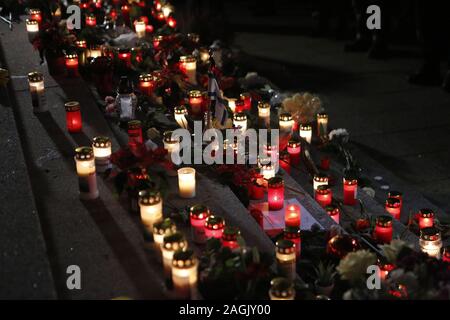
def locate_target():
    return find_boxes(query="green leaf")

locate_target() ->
[252,247,260,264]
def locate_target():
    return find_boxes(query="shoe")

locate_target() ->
[344,38,371,52]
[443,71,450,92]
[408,67,442,86]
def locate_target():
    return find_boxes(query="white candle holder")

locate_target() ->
[74,147,99,200]
[26,19,39,42]
[276,240,297,281]
[269,277,295,300]
[162,233,188,278]
[28,72,46,113]
[153,218,177,248]
[139,190,163,234]
[172,249,198,299]
[178,167,196,198]
[92,136,112,173]
[299,124,312,144]
[420,227,442,259]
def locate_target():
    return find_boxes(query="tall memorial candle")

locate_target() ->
[172,249,198,299]
[139,190,163,234]
[276,240,296,281]
[28,72,46,113]
[65,101,82,133]
[373,215,393,244]
[162,233,187,278]
[315,185,332,208]
[343,176,358,205]
[285,204,300,228]
[268,177,284,211]
[284,226,301,257]
[178,167,196,198]
[418,209,434,229]
[92,136,112,173]
[287,139,301,166]
[74,147,99,200]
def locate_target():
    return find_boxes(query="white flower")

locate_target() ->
[379,240,412,264]
[337,250,377,283]
[328,128,349,143]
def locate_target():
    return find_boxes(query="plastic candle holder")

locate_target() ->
[418,208,435,229]
[343,176,358,205]
[29,8,42,23]
[373,215,393,244]
[189,205,210,244]
[385,198,401,220]
[325,205,340,224]
[172,249,198,299]
[174,105,188,129]
[162,233,188,278]
[127,120,143,150]
[28,72,46,113]
[76,41,86,50]
[178,167,196,198]
[284,226,301,257]
[179,55,197,84]
[65,53,79,77]
[276,240,296,281]
[257,101,271,127]
[443,246,450,263]
[86,46,102,61]
[204,215,225,239]
[65,101,82,133]
[268,177,285,211]
[287,139,301,166]
[279,112,294,134]
[420,227,442,259]
[153,218,177,248]
[188,90,203,115]
[299,124,312,144]
[240,92,252,111]
[26,19,39,42]
[316,113,328,137]
[92,136,112,173]
[139,190,163,233]
[221,226,241,250]
[139,73,155,96]
[313,173,328,191]
[74,147,99,200]
[269,277,295,300]
[315,185,332,208]
[233,112,247,132]
[285,204,301,228]
[134,20,146,38]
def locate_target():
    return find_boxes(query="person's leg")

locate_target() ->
[368,0,390,59]
[345,0,372,52]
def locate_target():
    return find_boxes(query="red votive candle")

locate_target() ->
[279,152,291,174]
[385,198,401,220]
[29,9,42,24]
[153,35,164,49]
[443,246,450,263]
[418,208,434,229]
[325,205,340,224]
[388,190,403,207]
[287,139,301,166]
[139,73,155,96]
[221,226,240,249]
[315,185,332,208]
[378,260,395,281]
[240,92,252,111]
[167,16,177,28]
[250,178,265,200]
[85,15,97,27]
[65,101,82,133]
[234,100,245,113]
[284,226,301,257]
[374,215,393,244]
[343,176,358,205]
[127,120,143,150]
[188,90,203,115]
[204,215,225,239]
[118,48,132,69]
[189,204,210,244]
[65,53,79,77]
[285,203,300,228]
[268,177,285,211]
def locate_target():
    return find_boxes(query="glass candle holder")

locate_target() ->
[442,246,450,263]
[221,226,241,250]
[134,20,146,38]
[29,8,42,23]
[373,215,393,244]
[28,72,46,113]
[65,101,82,133]
[92,136,112,173]
[118,48,132,69]
[269,277,295,300]
[284,226,301,257]
[204,215,225,239]
[179,55,197,84]
[315,185,332,208]
[26,19,39,42]
[268,177,285,211]
[316,113,328,137]
[388,190,403,208]
[313,173,328,191]
[188,90,203,115]
[74,147,99,200]
[279,112,294,134]
[240,92,252,111]
[65,52,79,77]
[260,161,276,180]
[233,112,247,133]
[258,101,271,127]
[139,189,163,233]
[343,176,358,205]
[325,205,340,224]
[127,120,143,150]
[172,249,198,299]
[276,240,296,281]
[285,204,301,228]
[299,124,312,144]
[174,105,189,129]
[162,232,188,278]
[250,178,265,200]
[163,131,180,159]
[385,198,401,220]
[153,218,177,248]
[420,227,442,259]
[189,204,210,244]
[139,73,155,96]
[178,167,196,198]
[287,139,301,166]
[85,14,96,27]
[418,208,435,229]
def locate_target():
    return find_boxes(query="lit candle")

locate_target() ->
[28,72,46,113]
[153,218,177,248]
[313,173,328,191]
[74,147,99,200]
[29,8,42,24]
[343,176,358,205]
[172,249,198,299]
[139,73,155,96]
[385,198,401,220]
[178,167,196,198]
[373,215,393,244]
[443,246,450,263]
[233,112,247,133]
[204,215,225,239]
[388,190,403,210]
[234,100,245,113]
[179,55,197,84]
[134,20,146,38]
[65,101,82,133]
[221,226,241,250]
[315,185,332,208]
[299,124,312,144]
[161,4,174,17]
[240,93,252,111]
[85,14,96,27]
[65,52,79,77]
[92,136,112,173]
[86,46,102,61]
[316,113,328,137]
[199,47,210,64]
[259,161,276,180]
[227,98,237,113]
[127,120,143,152]
[162,233,188,278]
[258,101,271,127]
[325,205,340,224]
[26,19,39,42]
[419,227,442,259]
[268,177,285,211]
[377,260,395,281]
[139,190,163,233]
[174,105,189,129]
[189,205,210,244]
[285,204,301,228]
[188,90,203,115]
[80,0,89,9]
[93,0,102,8]
[163,131,180,161]
[287,139,301,166]
[118,48,132,69]
[153,35,164,49]
[418,208,434,229]
[167,16,177,28]
[284,226,301,257]
[276,240,296,281]
[279,112,294,134]
[269,277,295,300]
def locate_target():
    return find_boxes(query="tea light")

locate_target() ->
[268,177,284,211]
[139,73,155,96]
[419,227,442,259]
[343,176,358,205]
[174,105,189,129]
[443,246,450,263]
[233,112,247,133]
[28,72,46,113]
[178,167,196,198]
[64,101,82,133]
[179,55,197,84]
[153,218,177,248]
[269,277,295,300]
[29,8,42,24]
[139,190,163,233]
[418,208,435,229]
[285,204,301,228]
[92,136,112,173]
[373,215,393,244]
[162,233,188,277]
[172,249,198,299]
[134,20,146,38]
[385,198,401,220]
[188,90,203,115]
[189,205,210,244]
[258,101,271,127]
[315,185,332,208]
[221,226,241,250]
[284,227,301,257]
[26,19,39,42]
[279,112,294,134]
[299,124,312,144]
[153,35,164,49]
[205,215,225,239]
[74,147,99,200]
[240,93,252,111]
[118,48,132,69]
[65,52,79,77]
[316,113,328,137]
[313,173,328,191]
[276,240,296,281]
[325,205,340,224]
[287,139,301,166]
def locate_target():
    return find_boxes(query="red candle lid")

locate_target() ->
[419,208,434,218]
[189,204,210,220]
[376,215,393,227]
[420,227,440,241]
[65,52,78,59]
[205,215,225,230]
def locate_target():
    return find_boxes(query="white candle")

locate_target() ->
[153,218,177,248]
[269,277,295,300]
[276,240,296,281]
[233,112,247,133]
[28,72,46,113]
[317,113,328,137]
[134,20,146,38]
[178,167,196,198]
[227,98,237,113]
[74,147,99,200]
[259,159,276,180]
[92,136,112,173]
[258,101,271,127]
[279,112,293,134]
[420,227,442,259]
[172,249,198,299]
[300,124,312,144]
[313,173,329,191]
[162,233,188,278]
[139,190,163,234]
[174,105,188,129]
[180,55,197,84]
[26,19,39,42]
